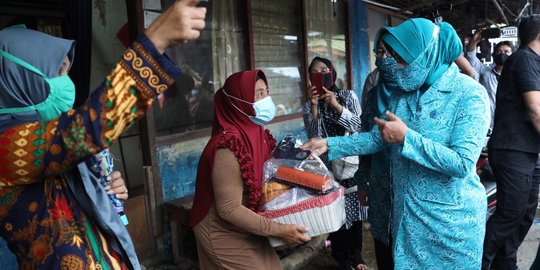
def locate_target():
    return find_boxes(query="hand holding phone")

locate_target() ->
[309,73,326,96]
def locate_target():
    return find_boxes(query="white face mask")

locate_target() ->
[222,89,276,126]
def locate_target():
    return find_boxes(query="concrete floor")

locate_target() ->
[305,214,540,270]
[517,206,540,270]
[144,205,540,270]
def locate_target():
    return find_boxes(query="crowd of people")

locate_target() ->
[1,0,540,269]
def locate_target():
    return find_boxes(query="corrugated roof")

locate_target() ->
[363,0,539,35]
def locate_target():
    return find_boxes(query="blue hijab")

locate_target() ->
[381,18,462,90]
[372,29,400,115]
[0,27,75,133]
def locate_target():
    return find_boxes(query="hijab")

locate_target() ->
[0,27,75,133]
[308,56,338,92]
[381,18,462,90]
[372,29,400,115]
[189,70,276,227]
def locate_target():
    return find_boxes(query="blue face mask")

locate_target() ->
[393,52,430,92]
[249,96,276,126]
[0,49,75,120]
[376,56,398,83]
[222,89,276,126]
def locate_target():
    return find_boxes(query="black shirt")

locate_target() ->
[489,47,540,153]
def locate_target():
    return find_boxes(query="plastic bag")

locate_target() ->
[259,135,339,211]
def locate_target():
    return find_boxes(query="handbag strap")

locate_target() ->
[298,153,330,171]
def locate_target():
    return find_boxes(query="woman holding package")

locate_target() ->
[303,57,366,270]
[189,69,310,269]
[302,18,490,269]
[0,1,206,268]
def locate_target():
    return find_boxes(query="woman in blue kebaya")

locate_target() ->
[302,18,490,269]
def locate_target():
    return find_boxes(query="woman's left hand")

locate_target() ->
[105,171,129,200]
[374,111,407,144]
[320,88,343,114]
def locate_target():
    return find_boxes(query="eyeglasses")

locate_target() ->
[310,67,331,74]
[373,49,386,57]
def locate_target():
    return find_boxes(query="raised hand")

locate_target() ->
[467,29,484,52]
[307,85,319,105]
[145,0,207,53]
[320,87,343,114]
[374,111,407,144]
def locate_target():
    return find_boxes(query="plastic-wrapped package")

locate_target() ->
[258,135,345,246]
[259,136,338,209]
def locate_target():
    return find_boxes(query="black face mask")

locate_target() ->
[493,53,509,66]
[323,72,334,89]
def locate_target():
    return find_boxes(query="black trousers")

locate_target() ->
[482,149,540,270]
[373,238,393,270]
[329,221,364,270]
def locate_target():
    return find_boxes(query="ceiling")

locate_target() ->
[367,0,540,35]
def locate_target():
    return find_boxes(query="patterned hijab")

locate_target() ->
[373,29,400,115]
[381,18,462,89]
[189,70,276,227]
[0,27,75,133]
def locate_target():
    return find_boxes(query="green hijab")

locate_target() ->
[381,18,462,89]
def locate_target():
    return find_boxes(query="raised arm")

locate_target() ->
[464,30,490,78]
[0,0,206,186]
[303,100,324,139]
[335,90,362,133]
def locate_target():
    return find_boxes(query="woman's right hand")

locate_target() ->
[308,85,319,105]
[300,138,328,157]
[145,0,207,53]
[274,224,311,246]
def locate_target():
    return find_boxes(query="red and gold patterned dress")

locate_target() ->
[0,35,180,269]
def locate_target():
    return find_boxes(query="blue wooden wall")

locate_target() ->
[350,0,371,98]
[157,118,308,202]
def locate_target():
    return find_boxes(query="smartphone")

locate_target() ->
[481,28,501,39]
[309,73,326,96]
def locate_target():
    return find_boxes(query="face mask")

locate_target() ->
[376,56,398,83]
[0,49,75,120]
[250,96,276,125]
[390,25,440,92]
[323,72,334,89]
[493,53,509,66]
[393,37,438,92]
[222,89,276,126]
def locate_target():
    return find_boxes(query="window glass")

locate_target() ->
[153,0,247,136]
[251,0,304,116]
[306,0,349,90]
